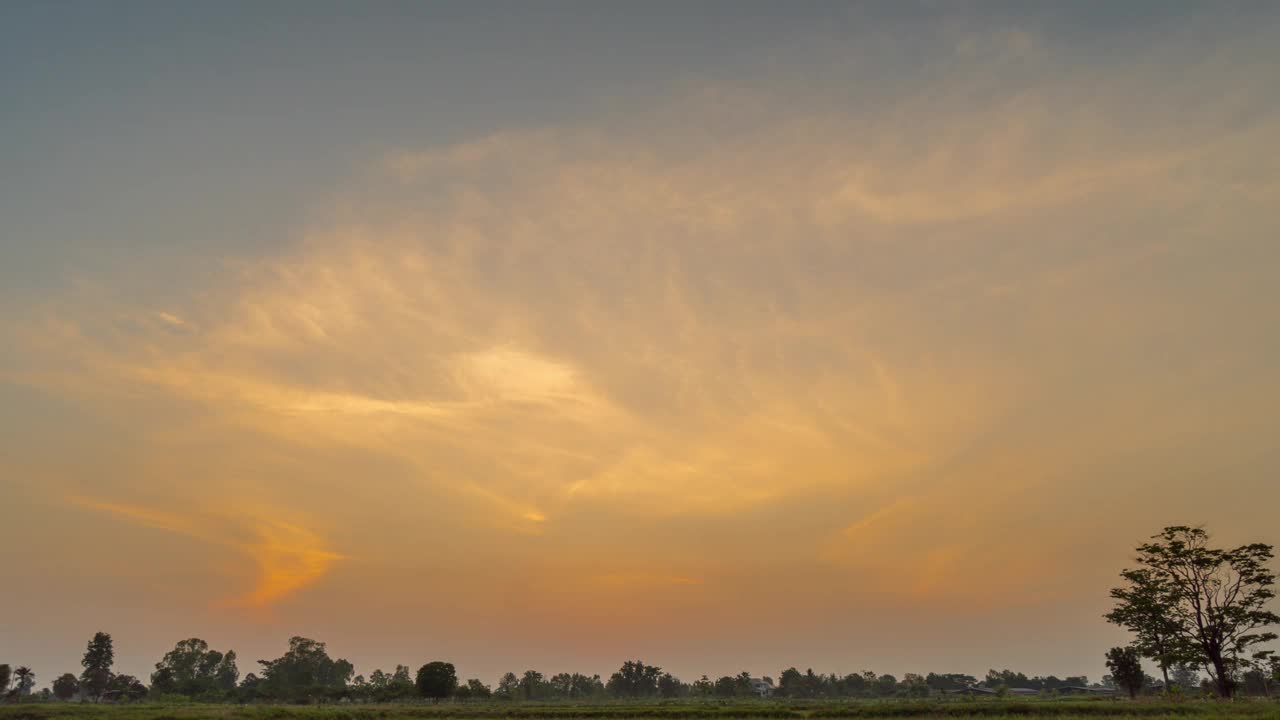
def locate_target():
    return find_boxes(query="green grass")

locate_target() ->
[2,700,1278,720]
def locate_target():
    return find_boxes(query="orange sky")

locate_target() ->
[1,2,1278,688]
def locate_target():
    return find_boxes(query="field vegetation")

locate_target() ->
[2,698,1279,720]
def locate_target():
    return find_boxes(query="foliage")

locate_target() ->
[80,632,115,701]
[519,671,548,701]
[1122,526,1279,698]
[12,667,35,697]
[51,674,79,701]
[495,673,520,701]
[607,661,664,698]
[106,675,148,702]
[657,673,686,699]
[1106,568,1192,693]
[924,675,977,692]
[549,673,604,700]
[416,662,457,701]
[151,639,239,698]
[1168,666,1199,695]
[254,637,354,702]
[452,678,493,701]
[1104,647,1144,699]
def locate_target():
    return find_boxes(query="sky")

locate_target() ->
[2,0,1278,689]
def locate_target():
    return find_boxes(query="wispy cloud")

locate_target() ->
[69,495,344,611]
[5,14,1278,638]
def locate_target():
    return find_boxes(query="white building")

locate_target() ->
[749,677,775,697]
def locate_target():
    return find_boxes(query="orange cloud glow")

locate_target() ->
[69,495,344,610]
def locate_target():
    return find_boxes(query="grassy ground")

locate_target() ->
[2,700,1277,720]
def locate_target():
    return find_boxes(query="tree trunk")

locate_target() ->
[1210,657,1233,699]
[1160,664,1170,697]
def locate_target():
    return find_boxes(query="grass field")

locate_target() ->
[2,700,1277,720]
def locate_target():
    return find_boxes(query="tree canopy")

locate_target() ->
[151,638,239,697]
[1105,647,1145,699]
[255,636,354,702]
[606,660,663,697]
[1111,526,1279,697]
[416,662,458,701]
[51,673,78,701]
[80,631,115,701]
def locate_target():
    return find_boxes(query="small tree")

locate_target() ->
[1170,665,1200,694]
[1247,650,1278,697]
[416,661,457,702]
[1105,647,1145,699]
[52,673,79,701]
[1106,568,1189,693]
[657,672,686,698]
[494,672,519,700]
[107,674,148,702]
[13,667,35,696]
[465,678,492,699]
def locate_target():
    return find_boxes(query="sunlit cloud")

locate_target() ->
[68,495,344,610]
[234,521,347,610]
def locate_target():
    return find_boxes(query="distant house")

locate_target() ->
[944,687,996,696]
[943,686,1039,696]
[948,685,1118,698]
[749,678,776,697]
[1059,686,1117,696]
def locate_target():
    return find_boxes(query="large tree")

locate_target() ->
[0,665,9,696]
[416,661,457,702]
[151,638,239,696]
[80,632,115,701]
[255,637,353,701]
[1105,647,1145,699]
[1106,567,1189,693]
[606,660,663,697]
[1116,526,1278,698]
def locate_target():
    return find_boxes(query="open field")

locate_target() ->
[2,702,1277,720]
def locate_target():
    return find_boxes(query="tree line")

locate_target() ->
[0,637,1108,706]
[4,525,1275,704]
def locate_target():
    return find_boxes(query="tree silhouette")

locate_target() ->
[1105,647,1144,699]
[1128,526,1278,697]
[416,661,457,702]
[80,632,115,701]
[52,673,79,701]
[13,666,35,696]
[1106,568,1190,693]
